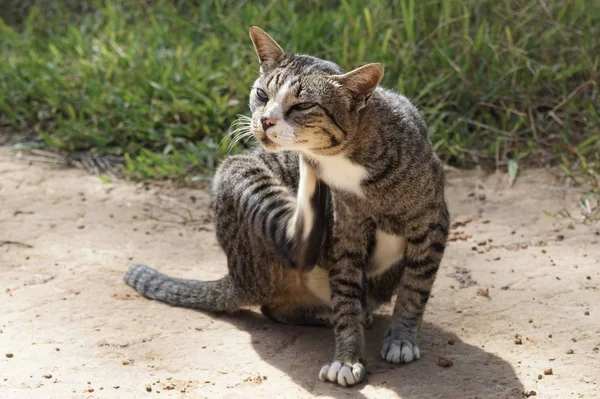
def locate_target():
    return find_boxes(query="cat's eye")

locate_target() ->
[290,102,316,112]
[256,88,268,102]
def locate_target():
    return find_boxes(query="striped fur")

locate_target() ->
[124,26,449,387]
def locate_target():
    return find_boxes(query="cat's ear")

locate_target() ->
[331,63,384,104]
[249,26,285,70]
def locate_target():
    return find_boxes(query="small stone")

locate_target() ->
[145,384,152,392]
[537,374,543,380]
[514,335,523,345]
[587,276,591,280]
[5,353,13,358]
[556,234,564,241]
[566,349,574,354]
[544,368,553,375]
[529,391,537,397]
[87,388,94,393]
[584,311,589,316]
[448,339,455,345]
[122,359,131,365]
[43,374,52,379]
[55,348,60,352]
[437,357,454,368]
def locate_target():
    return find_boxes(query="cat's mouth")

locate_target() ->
[254,130,278,150]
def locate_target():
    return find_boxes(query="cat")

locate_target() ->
[125,26,449,387]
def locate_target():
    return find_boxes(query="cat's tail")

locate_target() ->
[124,264,239,313]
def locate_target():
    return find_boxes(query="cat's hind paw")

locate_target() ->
[318,361,365,387]
[381,338,420,364]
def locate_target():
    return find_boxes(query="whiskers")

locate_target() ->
[221,114,254,154]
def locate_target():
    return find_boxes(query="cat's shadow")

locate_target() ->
[218,310,524,398]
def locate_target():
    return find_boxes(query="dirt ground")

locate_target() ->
[1,148,598,399]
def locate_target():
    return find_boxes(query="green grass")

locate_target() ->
[1,0,599,184]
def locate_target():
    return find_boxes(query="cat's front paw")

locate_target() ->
[318,360,365,387]
[381,335,421,364]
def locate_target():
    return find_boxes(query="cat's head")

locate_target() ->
[247,26,383,156]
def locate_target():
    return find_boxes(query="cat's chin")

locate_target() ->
[258,136,279,151]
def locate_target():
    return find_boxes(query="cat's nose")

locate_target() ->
[260,116,276,132]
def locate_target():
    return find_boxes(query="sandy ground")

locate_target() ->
[0,148,599,399]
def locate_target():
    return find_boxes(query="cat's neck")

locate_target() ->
[309,151,368,197]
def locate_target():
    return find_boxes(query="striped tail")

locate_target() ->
[124,264,239,313]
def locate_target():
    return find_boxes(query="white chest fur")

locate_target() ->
[368,230,406,277]
[310,154,367,197]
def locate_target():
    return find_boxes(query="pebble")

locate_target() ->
[437,357,454,368]
[145,384,152,392]
[5,353,14,358]
[42,374,52,379]
[544,368,553,375]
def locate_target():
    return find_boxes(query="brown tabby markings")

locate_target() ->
[125,26,449,387]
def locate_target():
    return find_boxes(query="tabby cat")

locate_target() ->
[125,26,449,387]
